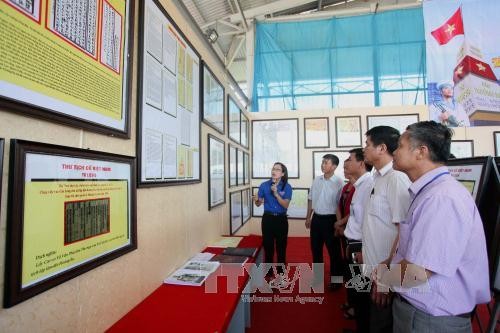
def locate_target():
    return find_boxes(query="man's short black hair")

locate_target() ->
[406,121,453,163]
[365,126,400,155]
[323,154,339,166]
[349,148,373,172]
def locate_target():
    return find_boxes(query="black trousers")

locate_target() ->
[261,214,288,274]
[310,213,342,277]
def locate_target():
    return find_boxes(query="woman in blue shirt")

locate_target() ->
[254,162,293,282]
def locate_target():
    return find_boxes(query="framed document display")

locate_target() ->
[313,150,350,181]
[208,134,225,210]
[304,117,329,148]
[229,145,237,187]
[241,188,251,223]
[202,63,225,134]
[450,140,474,158]
[237,149,244,186]
[252,187,309,219]
[138,0,201,186]
[241,112,249,148]
[252,119,299,178]
[367,114,419,134]
[4,140,137,307]
[335,116,362,148]
[446,157,493,204]
[0,0,134,137]
[494,132,500,156]
[0,138,3,212]
[228,96,241,144]
[229,191,242,235]
[243,152,250,185]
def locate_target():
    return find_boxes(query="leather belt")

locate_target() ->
[263,211,287,216]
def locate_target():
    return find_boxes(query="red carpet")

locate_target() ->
[247,237,495,333]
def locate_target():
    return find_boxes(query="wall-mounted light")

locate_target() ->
[205,28,219,44]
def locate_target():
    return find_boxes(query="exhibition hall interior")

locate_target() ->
[0,0,499,332]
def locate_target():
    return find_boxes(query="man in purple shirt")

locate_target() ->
[374,121,490,332]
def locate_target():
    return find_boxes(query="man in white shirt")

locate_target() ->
[305,154,344,290]
[361,126,411,333]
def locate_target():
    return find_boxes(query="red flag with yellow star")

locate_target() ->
[431,7,464,45]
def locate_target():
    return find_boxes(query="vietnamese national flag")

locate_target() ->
[431,7,465,45]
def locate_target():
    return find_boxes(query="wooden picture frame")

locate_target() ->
[252,119,299,179]
[0,1,134,137]
[208,134,225,210]
[228,144,237,188]
[494,132,500,156]
[366,113,420,134]
[304,117,330,148]
[137,0,201,186]
[202,63,225,134]
[229,191,243,235]
[251,186,310,219]
[228,96,241,144]
[335,116,362,148]
[313,150,351,181]
[4,140,137,307]
[450,140,474,159]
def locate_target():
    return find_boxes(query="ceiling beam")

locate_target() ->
[189,0,226,61]
[226,35,245,68]
[234,0,248,31]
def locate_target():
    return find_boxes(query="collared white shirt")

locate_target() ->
[344,172,373,241]
[308,174,343,215]
[362,161,411,276]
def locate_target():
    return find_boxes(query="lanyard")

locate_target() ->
[408,171,450,212]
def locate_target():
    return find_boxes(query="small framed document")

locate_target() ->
[494,132,500,156]
[313,150,350,181]
[208,134,225,210]
[202,63,225,134]
[335,116,362,148]
[304,117,330,148]
[450,140,474,159]
[230,191,243,235]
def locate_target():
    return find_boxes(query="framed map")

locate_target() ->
[313,150,350,181]
[367,114,419,134]
[304,117,329,148]
[202,63,225,134]
[208,134,225,210]
[335,116,362,148]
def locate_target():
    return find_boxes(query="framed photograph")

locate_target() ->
[243,152,250,185]
[202,63,225,134]
[335,116,362,148]
[241,112,249,148]
[313,150,350,181]
[450,140,474,159]
[304,117,330,148]
[228,96,241,144]
[229,191,242,235]
[229,145,237,187]
[237,149,244,186]
[241,188,251,223]
[251,187,310,219]
[4,140,137,307]
[494,132,500,156]
[208,135,225,210]
[138,0,201,186]
[0,1,134,137]
[252,119,299,178]
[366,114,419,134]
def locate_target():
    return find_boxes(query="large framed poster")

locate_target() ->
[450,140,474,158]
[367,114,419,134]
[230,191,242,235]
[304,117,330,148]
[313,150,350,182]
[0,0,134,137]
[202,63,225,134]
[229,144,237,187]
[252,187,309,219]
[241,112,249,148]
[0,138,3,212]
[243,152,250,185]
[335,116,362,148]
[252,119,299,178]
[138,0,201,186]
[4,140,137,307]
[242,188,251,223]
[494,131,500,156]
[237,149,244,186]
[208,134,225,210]
[228,96,241,144]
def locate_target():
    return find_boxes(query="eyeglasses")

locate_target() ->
[272,167,283,172]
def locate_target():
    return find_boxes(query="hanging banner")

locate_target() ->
[423,0,500,127]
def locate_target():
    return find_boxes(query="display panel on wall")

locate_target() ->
[208,135,225,210]
[228,96,241,144]
[313,151,351,182]
[252,119,299,178]
[366,114,419,134]
[241,188,251,223]
[450,140,474,159]
[304,117,329,148]
[138,0,201,186]
[0,0,134,137]
[446,156,493,204]
[252,187,309,219]
[4,140,137,307]
[0,138,3,213]
[243,152,250,185]
[335,116,362,148]
[237,149,244,186]
[494,132,500,156]
[241,112,249,148]
[230,191,243,235]
[229,144,237,187]
[202,63,225,134]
